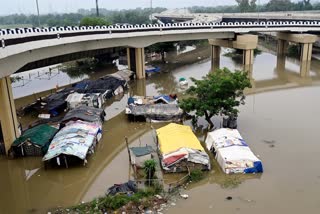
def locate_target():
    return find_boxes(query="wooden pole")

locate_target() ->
[125,137,132,163]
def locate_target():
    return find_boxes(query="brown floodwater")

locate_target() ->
[1,45,320,214]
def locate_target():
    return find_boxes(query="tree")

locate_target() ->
[179,68,252,128]
[265,0,293,11]
[235,0,257,12]
[79,16,111,26]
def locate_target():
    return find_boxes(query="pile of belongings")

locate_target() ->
[42,120,102,167]
[107,180,137,196]
[156,123,210,173]
[205,128,263,174]
[126,95,182,122]
[145,65,160,74]
[8,124,58,158]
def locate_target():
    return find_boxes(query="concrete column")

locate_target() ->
[276,55,286,73]
[300,43,313,61]
[135,48,145,79]
[243,49,254,71]
[300,43,313,77]
[127,47,145,79]
[126,48,131,70]
[211,45,220,72]
[135,79,147,97]
[0,76,20,154]
[277,40,288,57]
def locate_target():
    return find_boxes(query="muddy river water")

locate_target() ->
[1,46,320,214]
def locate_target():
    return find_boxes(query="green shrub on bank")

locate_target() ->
[189,169,204,182]
[69,187,162,213]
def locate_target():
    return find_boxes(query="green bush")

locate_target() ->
[143,159,156,180]
[189,169,204,182]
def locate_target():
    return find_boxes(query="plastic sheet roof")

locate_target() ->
[156,123,204,155]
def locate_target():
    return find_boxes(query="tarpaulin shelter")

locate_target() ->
[126,104,183,122]
[65,92,105,109]
[74,76,126,99]
[9,124,58,157]
[42,120,102,167]
[61,106,106,125]
[156,123,210,173]
[205,128,263,174]
[129,145,153,168]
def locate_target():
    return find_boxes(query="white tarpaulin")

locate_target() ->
[205,128,263,174]
[205,128,247,151]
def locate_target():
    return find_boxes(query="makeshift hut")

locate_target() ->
[42,120,102,167]
[129,145,153,168]
[65,92,105,109]
[74,75,126,99]
[126,104,183,122]
[156,123,210,173]
[205,128,263,174]
[9,124,58,158]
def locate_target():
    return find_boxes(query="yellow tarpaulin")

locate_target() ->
[156,123,205,154]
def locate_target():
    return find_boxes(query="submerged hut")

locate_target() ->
[129,145,153,168]
[126,104,183,122]
[156,123,210,173]
[65,92,105,109]
[42,120,102,167]
[9,124,58,158]
[205,128,263,174]
[125,95,181,122]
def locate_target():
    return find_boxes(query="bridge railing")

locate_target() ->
[1,21,320,48]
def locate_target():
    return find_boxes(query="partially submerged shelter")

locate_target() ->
[42,120,102,167]
[156,123,210,173]
[205,128,263,174]
[126,104,183,122]
[66,92,105,109]
[9,124,58,157]
[129,145,153,168]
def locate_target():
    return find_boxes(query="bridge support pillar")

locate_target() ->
[0,76,20,155]
[127,47,145,79]
[209,34,258,72]
[300,43,313,77]
[277,40,288,57]
[277,33,317,77]
[243,49,254,66]
[211,46,220,72]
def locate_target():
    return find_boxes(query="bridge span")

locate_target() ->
[0,21,320,153]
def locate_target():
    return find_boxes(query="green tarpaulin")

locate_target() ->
[130,146,153,157]
[12,124,58,154]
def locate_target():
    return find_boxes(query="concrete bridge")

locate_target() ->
[0,21,320,154]
[153,10,320,24]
